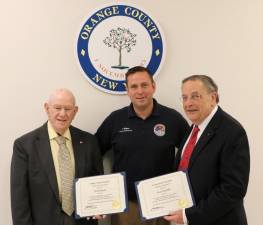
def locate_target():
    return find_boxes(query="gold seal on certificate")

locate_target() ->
[135,171,194,220]
[75,172,127,218]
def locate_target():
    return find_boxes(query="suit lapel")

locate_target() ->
[70,126,86,178]
[35,124,60,203]
[188,107,223,169]
[175,128,192,166]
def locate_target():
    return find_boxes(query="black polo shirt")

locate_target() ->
[96,99,189,200]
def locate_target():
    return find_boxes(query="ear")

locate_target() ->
[125,83,131,96]
[152,81,156,92]
[210,91,217,103]
[44,103,49,113]
[72,106,78,120]
[74,106,79,114]
[123,83,127,91]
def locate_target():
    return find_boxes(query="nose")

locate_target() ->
[59,108,67,116]
[183,98,194,107]
[137,86,144,94]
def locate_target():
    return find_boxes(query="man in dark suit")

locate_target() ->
[11,88,103,225]
[164,75,250,225]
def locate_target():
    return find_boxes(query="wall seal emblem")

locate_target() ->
[77,3,165,94]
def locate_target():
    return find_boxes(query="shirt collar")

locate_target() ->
[47,121,71,141]
[195,105,218,133]
[127,98,160,118]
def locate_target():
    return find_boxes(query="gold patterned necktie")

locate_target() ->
[55,136,74,215]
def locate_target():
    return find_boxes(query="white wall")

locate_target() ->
[1,0,262,224]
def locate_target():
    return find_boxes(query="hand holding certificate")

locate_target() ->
[75,173,127,218]
[135,171,194,220]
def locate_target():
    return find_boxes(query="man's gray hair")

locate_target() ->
[182,75,219,103]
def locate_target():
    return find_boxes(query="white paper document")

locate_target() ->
[135,171,194,220]
[75,172,127,218]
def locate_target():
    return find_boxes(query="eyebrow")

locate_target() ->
[182,91,200,96]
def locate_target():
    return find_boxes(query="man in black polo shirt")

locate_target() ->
[96,66,189,225]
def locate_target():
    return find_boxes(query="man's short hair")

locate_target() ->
[125,66,154,84]
[182,75,219,103]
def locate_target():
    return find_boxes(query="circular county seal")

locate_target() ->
[76,3,165,94]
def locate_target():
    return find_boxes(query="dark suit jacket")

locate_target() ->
[175,107,250,225]
[11,123,103,225]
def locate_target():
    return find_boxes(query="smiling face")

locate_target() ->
[182,79,217,125]
[126,71,156,112]
[44,89,78,135]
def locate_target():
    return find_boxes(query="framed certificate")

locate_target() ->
[135,171,194,220]
[74,172,127,218]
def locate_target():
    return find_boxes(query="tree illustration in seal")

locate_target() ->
[103,27,136,69]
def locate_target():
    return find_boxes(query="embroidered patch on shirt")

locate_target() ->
[153,124,166,136]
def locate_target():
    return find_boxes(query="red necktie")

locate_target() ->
[178,126,200,170]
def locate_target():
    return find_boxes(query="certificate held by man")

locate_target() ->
[135,171,194,220]
[75,172,127,218]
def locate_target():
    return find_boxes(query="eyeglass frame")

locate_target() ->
[180,91,217,103]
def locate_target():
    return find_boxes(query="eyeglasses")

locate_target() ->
[51,105,75,113]
[180,93,202,102]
